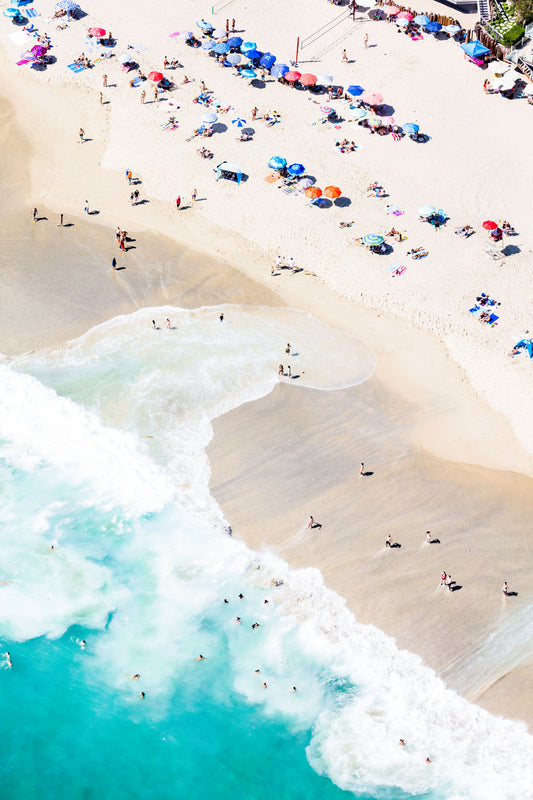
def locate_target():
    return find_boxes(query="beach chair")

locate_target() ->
[484,245,504,261]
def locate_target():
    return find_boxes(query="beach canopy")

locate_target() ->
[445,24,461,33]
[240,41,257,52]
[232,117,246,127]
[315,74,333,86]
[305,187,322,199]
[269,156,287,170]
[287,163,305,176]
[414,14,430,25]
[324,186,341,198]
[260,53,276,68]
[226,53,241,64]
[271,64,289,77]
[241,69,256,78]
[88,27,106,36]
[227,36,242,47]
[196,19,213,30]
[402,122,419,133]
[363,234,384,246]
[56,0,79,9]
[285,70,301,82]
[215,162,243,184]
[202,112,218,123]
[347,84,364,96]
[350,107,367,119]
[300,73,317,86]
[396,17,409,26]
[461,40,490,58]
[214,42,230,54]
[426,21,442,32]
[482,220,498,230]
[383,5,400,14]
[148,71,163,82]
[419,205,436,217]
[361,90,383,105]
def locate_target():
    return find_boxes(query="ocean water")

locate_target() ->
[1,305,532,800]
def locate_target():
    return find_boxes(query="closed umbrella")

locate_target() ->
[482,220,498,230]
[211,28,226,38]
[300,73,317,86]
[363,234,384,246]
[271,64,289,78]
[148,71,163,82]
[419,205,436,217]
[260,53,276,69]
[347,84,364,96]
[227,36,243,47]
[269,156,287,170]
[285,71,301,82]
[383,5,400,14]
[350,107,367,119]
[315,74,334,86]
[361,90,383,106]
[88,27,106,36]
[402,122,419,134]
[413,14,430,25]
[214,42,230,54]
[396,17,409,26]
[241,69,256,79]
[305,187,322,199]
[226,53,241,65]
[232,117,246,127]
[397,11,413,19]
[240,41,257,52]
[287,163,305,176]
[426,21,442,32]
[196,20,213,30]
[202,112,218,123]
[324,186,341,199]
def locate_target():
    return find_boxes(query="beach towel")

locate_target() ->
[387,205,403,215]
[282,186,298,195]
[392,132,401,142]
[26,7,39,16]
[469,306,480,314]
[264,173,279,184]
[412,34,424,40]
[131,77,141,87]
[488,314,499,325]
[387,262,403,273]
[16,59,31,65]
[392,266,406,276]
[169,31,180,38]
[132,44,147,52]
[67,63,85,73]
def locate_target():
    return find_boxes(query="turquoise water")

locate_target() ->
[1,306,532,800]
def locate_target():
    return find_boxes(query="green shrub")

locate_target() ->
[502,23,525,43]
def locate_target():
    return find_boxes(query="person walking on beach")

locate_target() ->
[225,18,229,35]
[79,128,85,143]
[252,107,258,120]
[445,574,453,591]
[425,531,432,544]
[287,365,291,379]
[502,581,509,596]
[385,534,393,548]
[289,257,295,273]
[342,49,348,63]
[152,320,156,329]
[134,189,139,203]
[84,200,90,214]
[57,213,64,227]
[112,257,117,270]
[232,18,236,32]
[440,571,447,586]
[140,89,146,104]
[364,33,369,48]
[99,92,104,105]
[307,516,321,530]
[360,462,365,476]
[191,188,197,205]
[153,86,158,102]
[32,207,37,222]
[126,170,132,184]
[176,196,181,210]
[166,318,171,330]
[285,343,291,354]
[103,74,108,87]
[278,364,284,375]
[130,192,135,206]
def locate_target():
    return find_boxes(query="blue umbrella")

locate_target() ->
[197,19,214,30]
[56,0,79,8]
[4,7,21,15]
[402,122,419,134]
[226,53,241,65]
[243,48,261,60]
[363,234,384,246]
[232,117,246,127]
[241,69,256,79]
[287,163,305,176]
[227,36,243,47]
[413,14,430,25]
[347,84,364,96]
[396,17,409,26]
[445,24,461,34]
[426,21,442,32]
[214,42,230,54]
[240,41,257,52]
[260,53,276,69]
[202,41,214,50]
[271,64,289,78]
[269,156,286,170]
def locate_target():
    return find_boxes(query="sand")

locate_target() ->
[1,0,532,728]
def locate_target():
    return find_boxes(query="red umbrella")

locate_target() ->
[285,70,301,82]
[482,220,498,230]
[299,73,317,86]
[396,11,413,19]
[148,71,164,82]
[324,186,341,198]
[305,186,322,199]
[88,27,106,36]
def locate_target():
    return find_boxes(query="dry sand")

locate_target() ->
[1,0,532,729]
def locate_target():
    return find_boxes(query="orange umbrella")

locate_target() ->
[324,186,341,198]
[305,186,322,199]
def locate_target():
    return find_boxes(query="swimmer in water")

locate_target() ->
[4,652,12,668]
[264,599,269,605]
[238,593,244,600]
[196,655,206,662]
[49,545,55,551]
[130,673,141,680]
[254,669,261,674]
[262,682,267,689]
[399,739,405,746]
[139,691,145,699]
[234,617,241,623]
[251,623,260,629]
[78,639,87,649]
[290,686,297,694]
[223,599,229,604]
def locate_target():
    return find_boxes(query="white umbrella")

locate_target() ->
[315,73,334,86]
[118,53,131,63]
[211,27,226,38]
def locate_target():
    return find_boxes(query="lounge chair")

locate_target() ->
[484,245,504,261]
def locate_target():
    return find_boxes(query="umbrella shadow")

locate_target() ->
[250,79,266,89]
[315,197,332,208]
[242,127,255,135]
[335,196,351,208]
[502,244,520,256]
[211,122,227,134]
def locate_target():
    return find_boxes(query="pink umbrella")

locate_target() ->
[361,90,384,106]
[380,116,395,125]
[88,27,106,36]
[285,70,301,82]
[383,4,400,13]
[396,11,413,19]
[300,73,317,86]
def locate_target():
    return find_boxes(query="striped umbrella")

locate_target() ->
[367,116,382,127]
[363,234,384,246]
[232,117,246,127]
[320,105,334,114]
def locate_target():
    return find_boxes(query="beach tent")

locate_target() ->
[215,162,244,184]
[514,339,533,357]
[461,41,490,58]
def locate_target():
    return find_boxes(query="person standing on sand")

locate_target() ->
[112,257,117,270]
[225,18,229,35]
[84,200,89,214]
[103,74,108,87]
[57,213,64,227]
[126,170,132,184]
[360,462,365,476]
[385,534,393,548]
[426,531,432,544]
[79,128,85,143]
[445,574,453,591]
[153,86,158,102]
[502,581,509,596]
[32,208,37,222]
[440,571,446,586]
[191,188,197,205]
[278,364,284,375]
[342,49,348,62]
[99,92,103,105]
[140,89,146,104]
[232,18,236,32]
[364,33,369,48]
[166,318,171,329]
[287,365,291,379]
[176,196,181,210]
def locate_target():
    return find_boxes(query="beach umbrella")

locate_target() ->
[260,53,276,69]
[363,234,384,246]
[285,70,301,82]
[347,84,364,96]
[241,69,256,78]
[413,14,430,25]
[202,112,218,123]
[118,53,132,62]
[211,28,226,39]
[287,163,305,176]
[367,116,382,127]
[214,42,230,54]
[4,7,21,16]
[315,74,334,86]
[88,27,106,36]
[396,17,409,26]
[305,187,322,199]
[426,21,442,32]
[226,53,241,64]
[397,11,413,19]
[227,36,243,47]
[31,44,48,55]
[232,117,246,127]
[178,31,193,39]
[324,186,341,199]
[445,24,461,33]
[419,205,436,217]
[320,105,334,114]
[269,156,287,170]
[196,20,213,30]
[271,64,289,78]
[300,73,317,86]
[383,5,400,14]
[56,0,79,9]
[148,71,163,82]
[202,41,214,49]
[402,122,419,134]
[482,220,498,230]
[380,116,395,125]
[361,90,383,106]
[350,107,367,119]
[240,41,257,52]
[243,48,261,59]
